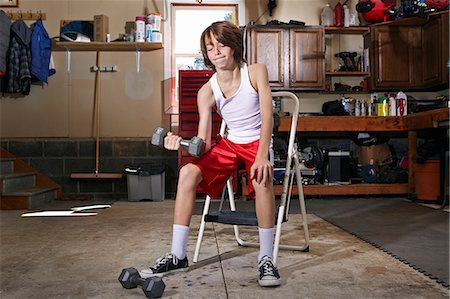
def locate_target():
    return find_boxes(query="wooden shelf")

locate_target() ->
[324,26,370,34]
[326,71,370,76]
[406,108,450,130]
[371,11,449,27]
[274,183,408,196]
[279,115,406,132]
[53,41,163,52]
[320,91,370,95]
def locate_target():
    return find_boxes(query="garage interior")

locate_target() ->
[0,0,449,298]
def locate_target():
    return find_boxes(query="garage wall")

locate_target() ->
[0,0,445,138]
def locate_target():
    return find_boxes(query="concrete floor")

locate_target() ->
[0,200,449,299]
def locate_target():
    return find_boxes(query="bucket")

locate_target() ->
[414,160,440,201]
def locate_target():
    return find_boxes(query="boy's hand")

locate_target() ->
[164,132,182,150]
[250,158,273,187]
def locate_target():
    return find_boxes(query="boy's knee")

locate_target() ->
[179,164,202,187]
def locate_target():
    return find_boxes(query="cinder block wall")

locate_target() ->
[1,138,178,200]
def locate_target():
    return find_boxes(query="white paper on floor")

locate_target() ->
[21,211,97,217]
[71,204,112,211]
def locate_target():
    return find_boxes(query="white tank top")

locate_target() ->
[209,63,261,144]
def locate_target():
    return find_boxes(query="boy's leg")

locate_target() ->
[141,164,202,278]
[253,179,281,287]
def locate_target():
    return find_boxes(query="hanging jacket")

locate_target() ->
[31,19,52,84]
[7,19,32,95]
[0,10,11,75]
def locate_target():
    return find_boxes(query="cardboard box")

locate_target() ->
[94,15,109,42]
[358,143,393,168]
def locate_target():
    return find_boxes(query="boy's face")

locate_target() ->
[205,33,235,70]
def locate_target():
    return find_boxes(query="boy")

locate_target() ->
[142,21,280,287]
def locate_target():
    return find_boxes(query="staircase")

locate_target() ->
[0,148,61,210]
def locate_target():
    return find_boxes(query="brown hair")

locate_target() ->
[200,21,244,71]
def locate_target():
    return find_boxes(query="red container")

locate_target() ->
[414,160,441,201]
[334,1,343,27]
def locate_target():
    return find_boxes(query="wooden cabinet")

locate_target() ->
[421,12,449,88]
[371,11,449,90]
[371,25,421,89]
[246,25,325,90]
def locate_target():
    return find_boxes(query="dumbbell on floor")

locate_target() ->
[118,267,165,299]
[151,127,205,157]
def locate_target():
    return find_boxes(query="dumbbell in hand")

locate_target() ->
[151,127,205,157]
[118,267,165,299]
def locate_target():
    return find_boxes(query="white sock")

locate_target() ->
[171,224,189,260]
[258,227,274,262]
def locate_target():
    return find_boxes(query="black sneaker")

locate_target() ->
[140,252,189,278]
[258,256,281,287]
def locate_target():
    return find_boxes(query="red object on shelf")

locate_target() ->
[334,1,343,27]
[361,0,396,23]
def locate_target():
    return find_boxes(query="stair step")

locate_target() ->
[1,172,36,194]
[2,186,59,196]
[0,158,15,174]
[1,187,58,210]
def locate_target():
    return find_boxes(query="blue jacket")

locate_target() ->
[31,19,52,84]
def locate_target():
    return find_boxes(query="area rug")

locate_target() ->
[306,198,449,287]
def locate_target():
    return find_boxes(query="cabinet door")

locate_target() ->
[422,18,442,86]
[422,13,449,88]
[289,27,325,89]
[247,27,287,89]
[371,26,421,89]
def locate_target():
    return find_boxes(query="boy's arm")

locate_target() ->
[248,63,274,186]
[252,64,273,161]
[196,82,216,152]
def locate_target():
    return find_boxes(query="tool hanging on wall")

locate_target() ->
[70,51,122,179]
[5,10,46,21]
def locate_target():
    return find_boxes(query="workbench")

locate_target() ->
[277,108,449,196]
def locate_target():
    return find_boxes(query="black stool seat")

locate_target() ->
[204,210,287,226]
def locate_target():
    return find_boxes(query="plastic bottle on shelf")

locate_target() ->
[389,95,397,116]
[334,1,343,27]
[147,13,161,32]
[355,99,361,116]
[343,5,350,27]
[361,100,366,116]
[396,91,408,116]
[145,23,153,42]
[321,4,334,27]
[135,16,145,42]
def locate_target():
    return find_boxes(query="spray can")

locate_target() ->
[355,99,361,116]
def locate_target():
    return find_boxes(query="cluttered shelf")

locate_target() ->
[324,26,370,35]
[275,183,408,195]
[279,115,406,132]
[278,108,449,132]
[274,108,449,196]
[325,71,370,76]
[52,41,163,52]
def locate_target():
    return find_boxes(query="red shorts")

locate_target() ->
[192,136,259,199]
